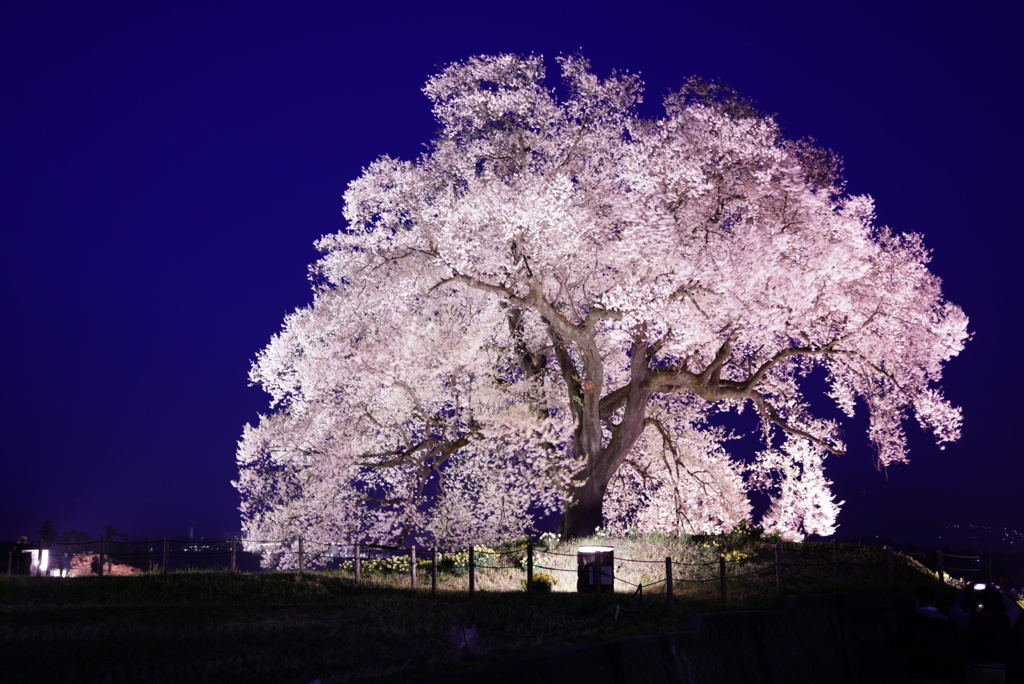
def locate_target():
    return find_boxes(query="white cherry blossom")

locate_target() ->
[235,54,967,558]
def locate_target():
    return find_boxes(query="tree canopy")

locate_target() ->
[235,54,967,562]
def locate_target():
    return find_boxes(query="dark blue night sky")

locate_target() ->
[2,2,1022,548]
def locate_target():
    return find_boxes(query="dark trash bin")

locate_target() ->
[577,545,614,593]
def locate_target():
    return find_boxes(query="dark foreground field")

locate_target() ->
[0,571,946,683]
[2,572,702,683]
[2,539,1020,683]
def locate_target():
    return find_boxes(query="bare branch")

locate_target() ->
[751,392,845,455]
[700,333,736,385]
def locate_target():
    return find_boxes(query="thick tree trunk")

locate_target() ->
[559,478,609,539]
[559,392,615,539]
[557,335,653,539]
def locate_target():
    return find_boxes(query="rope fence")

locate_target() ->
[6,536,994,609]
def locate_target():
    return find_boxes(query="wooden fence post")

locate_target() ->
[354,543,361,583]
[775,544,783,588]
[719,555,727,608]
[230,536,238,573]
[431,547,438,595]
[665,556,673,610]
[98,539,105,577]
[527,543,535,592]
[936,550,945,586]
[410,545,417,589]
[468,546,475,596]
[163,538,169,574]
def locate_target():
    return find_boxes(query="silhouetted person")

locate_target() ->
[889,586,962,683]
[9,538,21,575]
[59,548,71,577]
[951,584,1021,684]
[10,536,33,575]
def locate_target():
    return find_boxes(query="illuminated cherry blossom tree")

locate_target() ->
[235,54,967,558]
